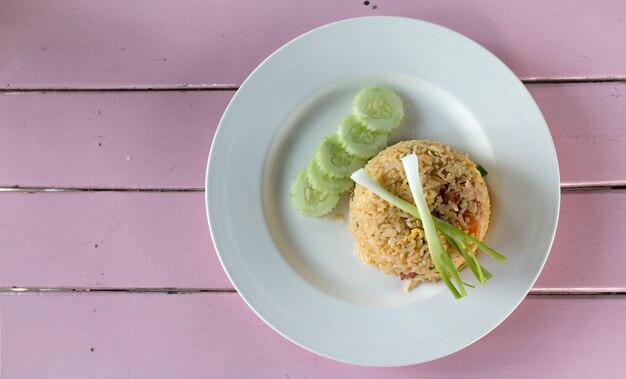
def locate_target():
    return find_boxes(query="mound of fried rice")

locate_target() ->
[348,140,491,291]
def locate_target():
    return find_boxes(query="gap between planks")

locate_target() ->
[2,185,625,192]
[1,77,625,93]
[0,287,235,294]
[2,287,626,296]
[0,187,204,192]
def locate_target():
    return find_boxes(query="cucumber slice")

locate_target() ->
[352,86,404,132]
[315,134,366,178]
[307,158,354,194]
[337,114,389,158]
[291,171,340,217]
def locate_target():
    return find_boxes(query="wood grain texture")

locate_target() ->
[1,0,625,89]
[534,190,626,291]
[0,2,623,378]
[0,192,230,289]
[0,91,232,189]
[1,293,625,378]
[529,83,626,187]
[1,190,624,290]
[1,83,625,189]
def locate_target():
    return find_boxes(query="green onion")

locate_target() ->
[458,262,493,280]
[350,158,505,298]
[476,164,488,177]
[401,154,466,298]
[446,235,485,287]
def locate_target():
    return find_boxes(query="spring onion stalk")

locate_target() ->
[446,235,485,287]
[350,159,505,298]
[350,169,423,217]
[401,154,467,298]
[434,221,506,262]
[476,164,488,177]
[457,262,493,280]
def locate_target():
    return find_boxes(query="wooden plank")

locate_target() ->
[0,91,232,189]
[533,190,626,291]
[0,192,231,289]
[1,1,625,89]
[1,292,625,378]
[1,83,625,189]
[529,83,626,187]
[1,190,624,290]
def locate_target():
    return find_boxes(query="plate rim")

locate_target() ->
[206,15,561,366]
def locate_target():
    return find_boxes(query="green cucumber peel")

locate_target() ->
[337,114,389,158]
[291,171,340,217]
[352,86,404,132]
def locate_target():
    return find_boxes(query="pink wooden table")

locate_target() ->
[1,1,625,378]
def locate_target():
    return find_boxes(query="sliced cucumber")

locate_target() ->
[315,134,366,178]
[290,86,403,216]
[291,171,340,217]
[352,86,404,132]
[307,158,354,194]
[337,114,389,158]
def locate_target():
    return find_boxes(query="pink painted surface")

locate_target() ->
[0,192,230,289]
[533,190,626,290]
[1,84,625,189]
[1,190,625,290]
[2,293,625,378]
[1,1,625,89]
[530,83,626,187]
[0,91,232,189]
[1,1,625,378]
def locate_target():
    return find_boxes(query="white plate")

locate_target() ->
[206,16,560,366]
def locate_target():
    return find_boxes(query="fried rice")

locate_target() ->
[348,140,491,291]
